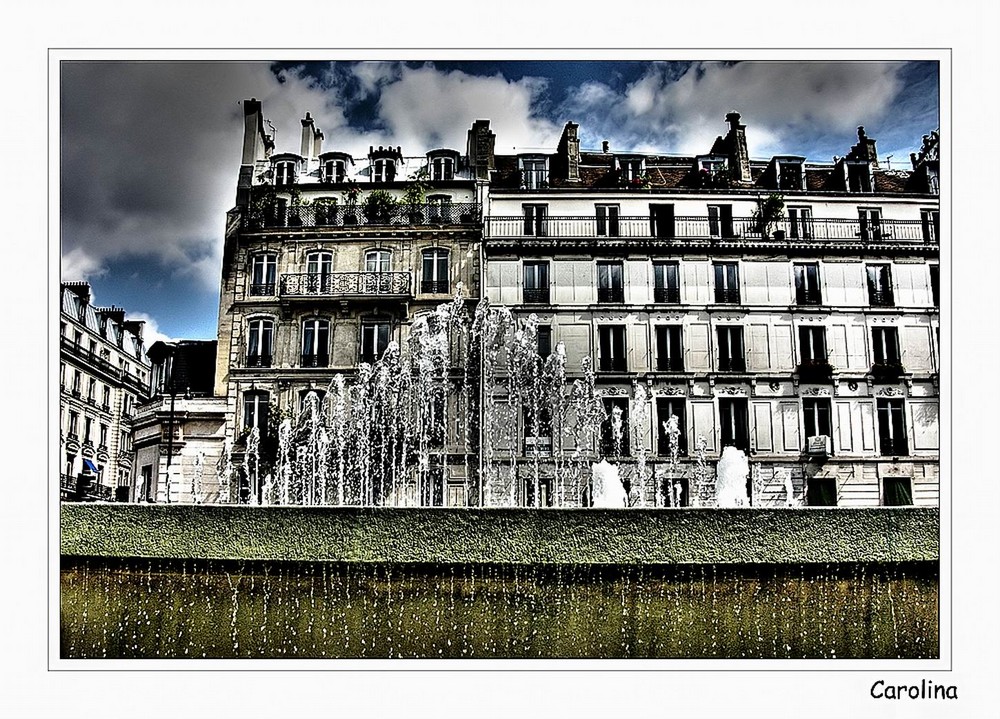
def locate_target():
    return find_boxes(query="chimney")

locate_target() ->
[847,125,879,167]
[238,98,267,206]
[62,281,92,306]
[300,112,317,160]
[123,319,145,342]
[556,121,581,183]
[466,119,495,181]
[724,112,752,185]
[313,128,324,158]
[97,306,126,325]
[602,140,610,153]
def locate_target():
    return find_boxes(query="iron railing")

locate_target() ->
[523,288,551,304]
[485,215,935,244]
[300,353,329,368]
[245,354,272,368]
[796,288,823,305]
[714,288,742,304]
[653,287,681,303]
[249,283,276,296]
[869,290,895,307]
[597,287,625,303]
[245,202,481,230]
[656,357,685,372]
[280,272,411,297]
[718,358,747,372]
[420,279,451,295]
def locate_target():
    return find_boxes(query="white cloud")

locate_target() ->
[126,312,174,348]
[61,247,107,282]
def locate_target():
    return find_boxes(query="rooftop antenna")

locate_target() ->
[885,154,893,171]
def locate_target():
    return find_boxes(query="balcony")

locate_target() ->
[245,201,481,230]
[868,290,895,308]
[420,279,451,295]
[523,288,551,304]
[796,288,823,306]
[246,354,273,368]
[870,362,905,382]
[300,353,329,368]
[797,360,834,381]
[597,287,624,304]
[653,287,681,303]
[280,272,411,298]
[714,288,741,304]
[656,357,685,372]
[718,358,747,373]
[485,214,934,245]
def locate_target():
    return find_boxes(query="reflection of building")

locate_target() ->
[214,100,483,504]
[483,115,940,507]
[59,282,150,500]
[133,341,226,503]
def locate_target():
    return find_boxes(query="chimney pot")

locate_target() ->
[602,140,609,153]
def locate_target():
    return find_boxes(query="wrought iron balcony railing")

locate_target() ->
[796,288,823,305]
[868,290,895,307]
[597,287,625,303]
[653,287,681,303]
[300,353,329,368]
[656,357,685,372]
[485,214,936,244]
[420,279,451,295]
[245,353,272,368]
[249,283,276,296]
[879,437,909,457]
[245,202,481,230]
[280,272,411,298]
[523,288,551,304]
[718,357,747,372]
[714,288,742,304]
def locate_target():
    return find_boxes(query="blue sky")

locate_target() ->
[60,59,939,343]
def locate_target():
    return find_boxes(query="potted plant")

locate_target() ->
[287,189,306,227]
[343,180,361,224]
[870,362,905,382]
[751,193,785,239]
[797,359,835,381]
[362,188,397,224]
[402,170,429,224]
[313,197,337,226]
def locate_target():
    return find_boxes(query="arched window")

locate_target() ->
[365,249,392,273]
[430,156,454,181]
[301,318,330,367]
[274,160,297,187]
[242,390,270,433]
[421,248,449,294]
[250,254,277,295]
[372,158,396,183]
[246,318,274,367]
[306,251,334,294]
[323,158,347,183]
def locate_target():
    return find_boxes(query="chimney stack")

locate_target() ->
[62,281,92,306]
[602,140,610,153]
[724,111,752,185]
[466,120,496,181]
[556,122,581,183]
[300,112,320,160]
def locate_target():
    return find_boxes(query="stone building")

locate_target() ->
[132,340,226,503]
[59,282,150,501]
[214,100,484,504]
[210,100,939,509]
[482,115,940,507]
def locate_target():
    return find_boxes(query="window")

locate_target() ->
[372,158,396,183]
[921,209,940,242]
[122,394,134,417]
[806,477,838,506]
[847,162,872,193]
[428,391,447,449]
[523,405,553,454]
[799,326,827,363]
[307,251,334,294]
[719,398,750,453]
[430,156,454,181]
[523,262,550,304]
[699,156,726,175]
[777,160,804,190]
[523,477,554,508]
[323,158,347,183]
[596,204,620,237]
[243,390,270,434]
[882,477,913,506]
[246,318,274,367]
[274,160,296,186]
[522,204,548,237]
[802,398,832,439]
[74,330,82,346]
[598,325,627,372]
[250,254,277,296]
[87,378,97,402]
[536,325,552,360]
[858,208,883,242]
[72,370,82,394]
[84,417,93,443]
[794,263,822,305]
[717,326,745,372]
[871,327,901,366]
[597,261,624,303]
[360,321,391,364]
[656,397,687,457]
[655,325,684,372]
[519,157,547,189]
[619,158,644,182]
[68,411,79,438]
[707,204,734,238]
[653,262,680,303]
[427,195,453,222]
[102,385,111,409]
[877,398,909,456]
[929,264,939,307]
[301,319,330,367]
[421,248,449,294]
[65,453,76,477]
[714,263,740,304]
[650,203,675,239]
[99,423,108,448]
[420,466,445,507]
[365,249,392,273]
[788,206,813,240]
[866,264,894,307]
[601,397,630,457]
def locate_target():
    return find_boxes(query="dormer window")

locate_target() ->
[619,157,645,181]
[519,156,548,189]
[698,156,726,175]
[274,159,297,187]
[324,158,346,183]
[431,156,454,181]
[847,161,872,193]
[373,158,396,183]
[775,158,805,190]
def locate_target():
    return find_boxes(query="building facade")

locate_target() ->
[211,100,940,508]
[59,282,150,501]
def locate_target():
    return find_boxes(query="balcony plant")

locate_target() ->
[751,193,785,239]
[403,170,429,223]
[313,196,337,226]
[362,188,397,224]
[343,180,361,224]
[797,359,835,381]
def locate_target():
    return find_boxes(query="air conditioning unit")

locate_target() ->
[806,435,831,456]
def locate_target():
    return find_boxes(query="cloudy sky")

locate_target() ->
[60,59,939,342]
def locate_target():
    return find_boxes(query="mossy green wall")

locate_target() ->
[60,504,938,564]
